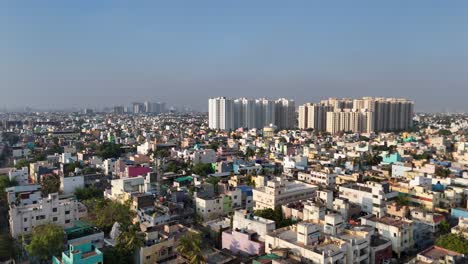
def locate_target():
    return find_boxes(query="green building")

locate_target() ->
[52,242,103,264]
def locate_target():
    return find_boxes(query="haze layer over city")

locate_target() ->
[2,1,468,112]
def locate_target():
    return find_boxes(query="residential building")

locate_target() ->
[408,246,466,264]
[232,210,276,241]
[265,222,347,264]
[298,168,337,187]
[252,177,317,210]
[361,215,414,257]
[9,193,87,238]
[222,229,265,255]
[339,182,397,218]
[52,242,103,264]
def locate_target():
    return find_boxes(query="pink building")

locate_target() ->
[222,229,265,256]
[126,166,152,178]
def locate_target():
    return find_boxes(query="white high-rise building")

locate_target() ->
[275,98,296,130]
[209,97,294,130]
[256,98,276,127]
[209,97,234,130]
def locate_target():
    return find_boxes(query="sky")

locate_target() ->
[1,1,468,112]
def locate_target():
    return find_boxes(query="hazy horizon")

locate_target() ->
[2,1,468,112]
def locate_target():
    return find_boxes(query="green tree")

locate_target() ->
[254,206,297,228]
[257,147,266,157]
[245,148,255,159]
[192,163,214,177]
[208,142,219,151]
[439,220,451,234]
[103,247,131,264]
[206,176,220,193]
[176,233,205,264]
[435,233,468,254]
[74,186,103,201]
[155,149,170,158]
[0,175,17,206]
[396,194,410,206]
[0,234,15,262]
[438,129,452,136]
[96,142,123,159]
[84,198,135,233]
[41,175,60,196]
[116,224,145,253]
[14,159,30,169]
[435,167,451,177]
[25,224,65,262]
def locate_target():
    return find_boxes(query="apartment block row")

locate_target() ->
[208,97,295,130]
[299,97,414,133]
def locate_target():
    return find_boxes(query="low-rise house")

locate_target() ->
[52,242,103,264]
[222,229,265,256]
[233,210,276,241]
[451,217,468,238]
[298,168,337,187]
[408,246,466,264]
[265,222,348,264]
[361,215,414,257]
[65,221,104,249]
[339,181,397,218]
[8,166,29,185]
[253,177,317,210]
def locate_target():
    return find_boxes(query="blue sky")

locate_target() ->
[1,1,468,112]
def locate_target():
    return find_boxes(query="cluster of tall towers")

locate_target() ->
[298,97,414,133]
[113,101,167,114]
[208,97,295,130]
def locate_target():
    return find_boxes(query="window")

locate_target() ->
[65,219,71,224]
[36,215,46,220]
[24,218,27,222]
[52,208,57,212]
[146,256,150,260]
[24,228,28,232]
[53,217,58,221]
[65,210,70,215]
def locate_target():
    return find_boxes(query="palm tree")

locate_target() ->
[116,225,145,253]
[176,233,205,264]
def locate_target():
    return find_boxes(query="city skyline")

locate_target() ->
[2,1,468,112]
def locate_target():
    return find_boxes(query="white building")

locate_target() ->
[265,222,347,264]
[6,185,42,207]
[209,97,234,130]
[103,158,116,176]
[253,177,317,210]
[60,175,85,195]
[195,194,224,221]
[275,98,295,130]
[209,97,295,130]
[232,210,276,241]
[283,155,308,171]
[191,149,216,165]
[298,168,337,187]
[9,193,87,238]
[361,215,414,257]
[105,176,146,201]
[12,147,31,158]
[8,167,29,185]
[339,182,398,218]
